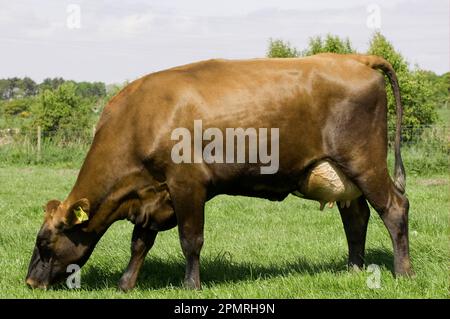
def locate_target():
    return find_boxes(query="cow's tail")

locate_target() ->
[350,54,406,194]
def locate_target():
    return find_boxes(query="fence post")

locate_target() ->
[37,126,41,161]
[92,124,96,138]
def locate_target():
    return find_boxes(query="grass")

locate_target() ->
[437,106,450,125]
[0,166,448,298]
[0,137,91,168]
[1,122,448,173]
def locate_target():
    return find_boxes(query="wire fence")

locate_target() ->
[388,125,449,147]
[0,124,448,166]
[0,125,95,145]
[0,126,95,166]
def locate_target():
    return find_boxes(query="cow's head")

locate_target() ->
[26,198,98,289]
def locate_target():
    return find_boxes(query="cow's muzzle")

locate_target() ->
[25,277,48,290]
[25,247,51,289]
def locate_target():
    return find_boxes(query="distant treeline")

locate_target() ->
[0,77,108,101]
[0,77,123,138]
[0,32,448,144]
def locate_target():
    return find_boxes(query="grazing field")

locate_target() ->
[0,166,448,299]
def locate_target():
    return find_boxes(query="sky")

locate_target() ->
[0,0,448,83]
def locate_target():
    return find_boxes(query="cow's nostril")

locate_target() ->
[26,277,48,289]
[26,277,37,288]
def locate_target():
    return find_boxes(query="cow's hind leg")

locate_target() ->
[337,196,370,270]
[378,185,412,276]
[118,225,157,291]
[352,171,413,277]
[168,180,206,290]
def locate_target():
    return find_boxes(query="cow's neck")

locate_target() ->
[64,132,145,232]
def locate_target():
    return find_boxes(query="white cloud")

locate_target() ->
[96,13,155,37]
[0,0,447,83]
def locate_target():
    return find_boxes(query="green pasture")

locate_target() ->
[0,166,447,298]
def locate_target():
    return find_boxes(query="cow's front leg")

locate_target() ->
[169,181,206,290]
[337,196,370,270]
[118,225,157,291]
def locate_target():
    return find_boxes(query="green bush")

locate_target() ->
[267,39,300,58]
[421,71,449,108]
[267,34,354,58]
[1,97,35,117]
[75,81,106,99]
[32,82,93,138]
[388,126,448,176]
[301,34,354,56]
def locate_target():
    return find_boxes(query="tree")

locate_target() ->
[39,77,65,92]
[0,77,37,100]
[267,39,300,58]
[301,34,354,56]
[0,77,21,99]
[0,79,10,99]
[75,81,106,99]
[33,82,91,137]
[267,34,355,58]
[2,98,34,117]
[444,72,450,106]
[367,32,437,141]
[421,70,449,108]
[21,77,38,97]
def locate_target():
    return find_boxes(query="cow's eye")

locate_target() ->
[37,240,52,259]
[40,248,51,260]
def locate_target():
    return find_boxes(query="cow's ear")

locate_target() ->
[44,200,61,215]
[65,198,90,228]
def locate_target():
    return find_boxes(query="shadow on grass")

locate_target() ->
[71,248,394,291]
[364,248,395,273]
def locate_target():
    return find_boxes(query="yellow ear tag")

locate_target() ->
[74,207,89,222]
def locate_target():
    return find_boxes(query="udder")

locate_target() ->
[292,160,361,210]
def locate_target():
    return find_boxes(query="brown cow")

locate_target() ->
[26,53,412,291]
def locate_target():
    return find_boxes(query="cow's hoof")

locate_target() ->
[348,264,363,273]
[183,278,201,290]
[395,268,416,278]
[394,260,415,278]
[118,278,135,292]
